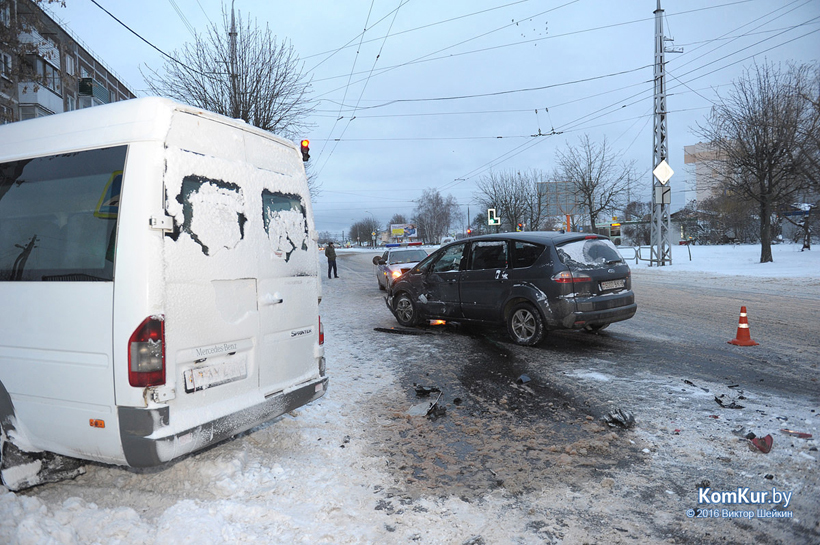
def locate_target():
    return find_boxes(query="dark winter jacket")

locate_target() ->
[325,244,337,260]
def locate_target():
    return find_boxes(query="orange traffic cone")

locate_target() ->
[728,306,759,346]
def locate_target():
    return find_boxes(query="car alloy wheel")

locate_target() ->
[507,302,545,346]
[394,293,419,326]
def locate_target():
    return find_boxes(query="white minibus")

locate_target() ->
[0,98,327,490]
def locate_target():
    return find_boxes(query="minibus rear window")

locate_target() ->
[0,146,127,281]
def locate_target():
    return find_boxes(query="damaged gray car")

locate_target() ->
[385,232,637,346]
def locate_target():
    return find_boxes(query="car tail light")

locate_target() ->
[319,316,325,345]
[551,271,592,283]
[128,316,165,387]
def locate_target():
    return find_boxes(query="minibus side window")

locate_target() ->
[0,146,127,281]
[262,190,308,262]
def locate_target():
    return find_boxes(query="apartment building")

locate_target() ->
[683,142,728,203]
[0,0,135,125]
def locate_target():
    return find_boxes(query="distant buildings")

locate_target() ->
[0,0,135,125]
[684,142,727,203]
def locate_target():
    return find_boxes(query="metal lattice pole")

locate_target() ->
[650,0,672,266]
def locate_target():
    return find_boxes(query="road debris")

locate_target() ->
[714,394,744,409]
[780,429,812,439]
[517,374,531,384]
[374,327,429,336]
[414,384,441,397]
[604,408,635,429]
[750,434,773,454]
[407,392,443,417]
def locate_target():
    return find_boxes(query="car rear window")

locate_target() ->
[556,238,623,271]
[469,240,507,270]
[512,241,544,268]
[0,146,127,281]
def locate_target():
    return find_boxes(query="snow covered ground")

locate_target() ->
[1,243,817,544]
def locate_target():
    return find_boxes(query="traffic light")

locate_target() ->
[516,223,523,231]
[466,228,472,236]
[300,139,310,162]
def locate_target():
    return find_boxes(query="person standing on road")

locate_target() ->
[325,241,338,279]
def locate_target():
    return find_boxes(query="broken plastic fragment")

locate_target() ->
[414,385,441,397]
[714,395,744,409]
[780,429,812,439]
[517,374,531,384]
[604,408,635,429]
[750,434,773,454]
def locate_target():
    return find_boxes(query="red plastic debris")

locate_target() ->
[780,429,812,439]
[751,434,773,454]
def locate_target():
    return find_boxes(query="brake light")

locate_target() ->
[551,271,592,283]
[319,316,325,345]
[128,316,166,387]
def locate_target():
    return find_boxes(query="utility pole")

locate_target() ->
[230,0,239,119]
[649,0,681,266]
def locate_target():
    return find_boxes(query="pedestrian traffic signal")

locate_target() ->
[516,223,523,231]
[300,139,310,162]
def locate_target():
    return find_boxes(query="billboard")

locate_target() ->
[391,223,417,238]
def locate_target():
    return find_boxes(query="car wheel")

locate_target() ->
[583,323,609,333]
[394,292,419,327]
[507,302,545,346]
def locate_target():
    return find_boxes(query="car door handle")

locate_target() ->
[260,293,284,306]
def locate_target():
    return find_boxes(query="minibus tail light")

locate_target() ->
[128,316,166,387]
[319,316,324,345]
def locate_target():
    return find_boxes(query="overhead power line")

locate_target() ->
[89,0,218,79]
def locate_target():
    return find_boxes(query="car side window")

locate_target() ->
[431,243,466,273]
[512,241,545,268]
[468,240,507,270]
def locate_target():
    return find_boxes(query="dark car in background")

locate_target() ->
[386,232,636,345]
[374,248,429,290]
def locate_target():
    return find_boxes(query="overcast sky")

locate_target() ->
[49,0,820,236]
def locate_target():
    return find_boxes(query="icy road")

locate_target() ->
[2,244,819,544]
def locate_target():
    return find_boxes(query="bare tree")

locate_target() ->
[554,135,634,233]
[622,200,651,245]
[348,216,381,247]
[412,188,459,244]
[797,67,820,193]
[388,213,407,226]
[696,62,814,263]
[474,169,552,232]
[142,4,314,140]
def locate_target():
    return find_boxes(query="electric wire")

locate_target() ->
[315,0,405,178]
[167,0,196,38]
[88,0,219,79]
[314,0,377,169]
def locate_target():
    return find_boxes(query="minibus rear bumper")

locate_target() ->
[117,376,329,467]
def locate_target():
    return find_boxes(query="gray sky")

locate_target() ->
[50,0,820,236]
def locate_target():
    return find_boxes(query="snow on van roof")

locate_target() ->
[0,98,297,162]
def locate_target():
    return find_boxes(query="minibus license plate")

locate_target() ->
[184,357,247,393]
